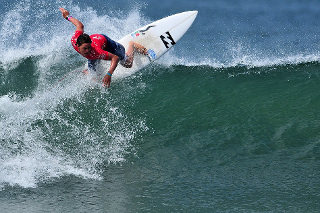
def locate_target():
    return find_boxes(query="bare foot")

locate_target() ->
[133,43,148,55]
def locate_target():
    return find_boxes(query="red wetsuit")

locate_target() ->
[71,30,109,60]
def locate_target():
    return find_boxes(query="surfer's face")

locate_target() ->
[78,43,91,56]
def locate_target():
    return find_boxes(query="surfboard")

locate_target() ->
[100,10,198,78]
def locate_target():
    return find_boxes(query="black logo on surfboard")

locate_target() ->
[131,25,156,38]
[139,25,156,34]
[160,31,176,49]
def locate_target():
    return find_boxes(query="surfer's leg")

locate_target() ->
[101,34,126,61]
[122,41,148,68]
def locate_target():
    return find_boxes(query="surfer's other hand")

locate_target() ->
[102,74,111,88]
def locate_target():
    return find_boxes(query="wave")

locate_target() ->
[1,0,320,189]
[2,51,320,103]
[2,56,319,190]
[0,73,150,189]
[170,45,320,69]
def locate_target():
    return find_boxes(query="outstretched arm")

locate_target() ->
[59,8,84,32]
[102,53,120,88]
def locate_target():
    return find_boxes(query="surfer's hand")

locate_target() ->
[59,8,69,19]
[103,74,111,88]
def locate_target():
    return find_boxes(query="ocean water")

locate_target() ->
[1,0,320,212]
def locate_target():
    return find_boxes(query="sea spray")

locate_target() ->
[0,0,151,187]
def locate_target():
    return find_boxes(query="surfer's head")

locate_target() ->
[76,33,92,56]
[76,33,92,46]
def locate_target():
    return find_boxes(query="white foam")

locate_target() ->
[163,42,320,69]
[0,1,152,189]
[0,147,96,189]
[0,71,148,188]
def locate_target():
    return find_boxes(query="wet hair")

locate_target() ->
[76,33,92,46]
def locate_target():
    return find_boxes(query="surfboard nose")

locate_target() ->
[183,10,198,22]
[192,11,198,19]
[184,11,198,26]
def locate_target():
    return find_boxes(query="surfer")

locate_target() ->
[59,8,148,87]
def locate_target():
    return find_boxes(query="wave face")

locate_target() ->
[0,0,320,212]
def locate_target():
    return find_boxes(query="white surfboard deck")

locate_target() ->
[99,10,198,79]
